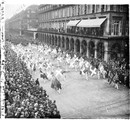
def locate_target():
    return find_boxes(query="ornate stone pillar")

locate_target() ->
[86,40,89,58]
[74,40,76,53]
[50,37,51,45]
[104,41,109,62]
[94,41,98,59]
[69,40,71,51]
[64,38,67,50]
[54,37,55,46]
[33,32,36,39]
[61,39,63,49]
[60,38,62,48]
[80,40,83,54]
[41,34,43,42]
[58,38,60,48]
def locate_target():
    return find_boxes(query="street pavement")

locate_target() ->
[31,59,130,119]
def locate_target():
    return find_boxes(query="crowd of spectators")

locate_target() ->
[5,33,40,47]
[5,42,61,118]
[38,26,104,36]
[67,27,104,36]
[38,28,66,33]
[4,33,129,118]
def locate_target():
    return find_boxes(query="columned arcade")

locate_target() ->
[38,32,127,62]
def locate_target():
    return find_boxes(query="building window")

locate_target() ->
[80,5,83,15]
[113,5,117,11]
[75,5,78,15]
[113,21,119,35]
[101,5,104,12]
[72,6,75,16]
[77,5,80,15]
[120,5,123,12]
[111,17,122,36]
[88,5,91,13]
[110,5,114,11]
[69,6,72,16]
[81,5,85,15]
[92,5,95,13]
[96,5,100,12]
[67,8,69,17]
[56,10,58,18]
[105,5,108,11]
[85,4,87,14]
[116,5,120,12]
[65,8,67,17]
[83,5,86,14]
[74,6,77,16]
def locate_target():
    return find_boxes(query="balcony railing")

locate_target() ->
[38,27,104,37]
[37,28,108,40]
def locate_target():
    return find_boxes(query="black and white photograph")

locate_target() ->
[2,0,130,119]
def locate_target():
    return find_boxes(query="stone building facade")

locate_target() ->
[6,4,129,62]
[7,5,38,38]
[38,4,129,62]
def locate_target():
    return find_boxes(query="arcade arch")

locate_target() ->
[81,40,87,56]
[75,39,80,53]
[57,36,61,47]
[55,36,57,46]
[47,35,49,44]
[44,34,46,42]
[52,36,54,45]
[97,42,104,60]
[89,41,95,58]
[49,35,51,45]
[62,37,65,48]
[70,38,74,52]
[111,43,121,60]
[66,38,69,50]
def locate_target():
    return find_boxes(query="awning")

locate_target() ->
[67,20,80,27]
[77,18,106,28]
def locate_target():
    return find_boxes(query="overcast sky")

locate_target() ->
[4,3,37,20]
[5,4,27,19]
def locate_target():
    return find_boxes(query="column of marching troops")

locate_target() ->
[6,33,130,90]
[4,33,129,118]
